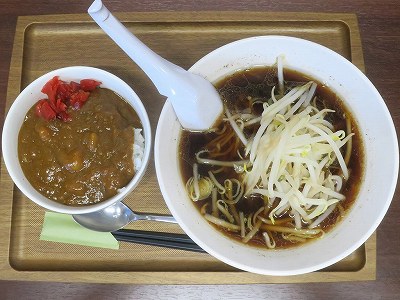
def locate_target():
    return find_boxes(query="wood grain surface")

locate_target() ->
[0,11,376,284]
[0,0,399,299]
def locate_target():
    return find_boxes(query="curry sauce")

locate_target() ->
[18,88,142,206]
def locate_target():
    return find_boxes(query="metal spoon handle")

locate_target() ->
[134,213,177,224]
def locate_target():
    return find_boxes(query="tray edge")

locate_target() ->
[0,11,376,284]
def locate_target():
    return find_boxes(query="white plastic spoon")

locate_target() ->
[88,0,223,131]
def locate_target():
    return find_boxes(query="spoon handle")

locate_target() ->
[88,0,183,97]
[88,0,223,131]
[135,213,178,224]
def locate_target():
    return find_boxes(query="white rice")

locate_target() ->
[117,128,145,193]
[133,128,145,172]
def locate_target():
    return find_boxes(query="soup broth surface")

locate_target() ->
[179,66,364,249]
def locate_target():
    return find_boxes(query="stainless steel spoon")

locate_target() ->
[72,201,177,232]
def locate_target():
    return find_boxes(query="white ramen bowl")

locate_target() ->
[155,36,398,275]
[2,66,151,215]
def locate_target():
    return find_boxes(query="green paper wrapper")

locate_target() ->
[40,211,119,250]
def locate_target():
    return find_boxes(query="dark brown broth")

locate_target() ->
[179,66,364,249]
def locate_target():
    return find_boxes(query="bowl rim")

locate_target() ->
[2,66,152,215]
[155,35,399,275]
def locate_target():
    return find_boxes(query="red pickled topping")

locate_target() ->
[80,79,101,92]
[69,81,81,93]
[35,99,56,120]
[41,76,60,104]
[57,82,73,101]
[70,90,90,109]
[57,110,71,122]
[34,76,102,121]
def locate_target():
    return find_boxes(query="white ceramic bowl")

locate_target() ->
[2,66,151,215]
[155,36,398,275]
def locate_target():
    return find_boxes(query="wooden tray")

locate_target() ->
[0,12,376,284]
